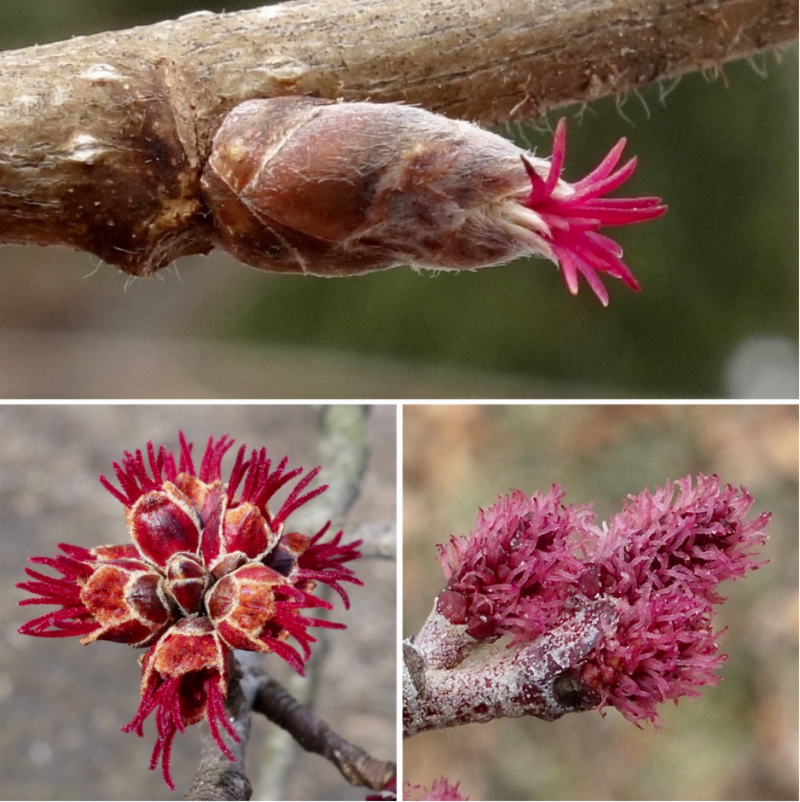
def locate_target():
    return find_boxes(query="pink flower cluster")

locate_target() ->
[436,487,594,643]
[17,433,362,789]
[435,475,768,724]
[581,475,769,722]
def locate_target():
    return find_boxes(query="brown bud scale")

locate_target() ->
[201,96,533,277]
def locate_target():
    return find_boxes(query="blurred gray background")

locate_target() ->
[1,404,396,800]
[0,1,796,399]
[404,405,798,800]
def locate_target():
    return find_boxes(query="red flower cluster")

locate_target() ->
[436,487,594,643]
[579,474,769,723]
[17,433,362,789]
[435,475,768,724]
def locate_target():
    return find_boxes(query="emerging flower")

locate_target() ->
[204,97,665,304]
[517,119,666,305]
[579,475,769,723]
[17,433,363,790]
[434,475,768,725]
[122,618,237,790]
[17,543,173,646]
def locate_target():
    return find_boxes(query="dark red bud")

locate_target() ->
[127,484,201,569]
[202,497,278,578]
[142,617,233,726]
[436,590,468,624]
[465,616,497,641]
[164,553,209,615]
[223,501,276,561]
[210,552,249,580]
[150,617,223,675]
[172,474,226,525]
[577,564,603,598]
[265,531,311,579]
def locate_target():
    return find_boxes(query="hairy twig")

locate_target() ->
[0,0,795,274]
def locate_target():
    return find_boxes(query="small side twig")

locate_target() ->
[253,670,396,790]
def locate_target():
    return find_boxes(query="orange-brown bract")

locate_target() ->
[201,96,534,276]
[79,558,175,647]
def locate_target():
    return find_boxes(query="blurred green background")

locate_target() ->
[404,404,798,800]
[0,1,796,398]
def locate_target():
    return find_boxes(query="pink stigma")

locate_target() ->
[522,119,667,306]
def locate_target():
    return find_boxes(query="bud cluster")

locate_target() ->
[17,433,362,789]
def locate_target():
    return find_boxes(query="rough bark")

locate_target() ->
[403,600,612,738]
[0,0,796,275]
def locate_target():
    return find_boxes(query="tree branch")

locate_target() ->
[403,601,611,738]
[0,0,795,275]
